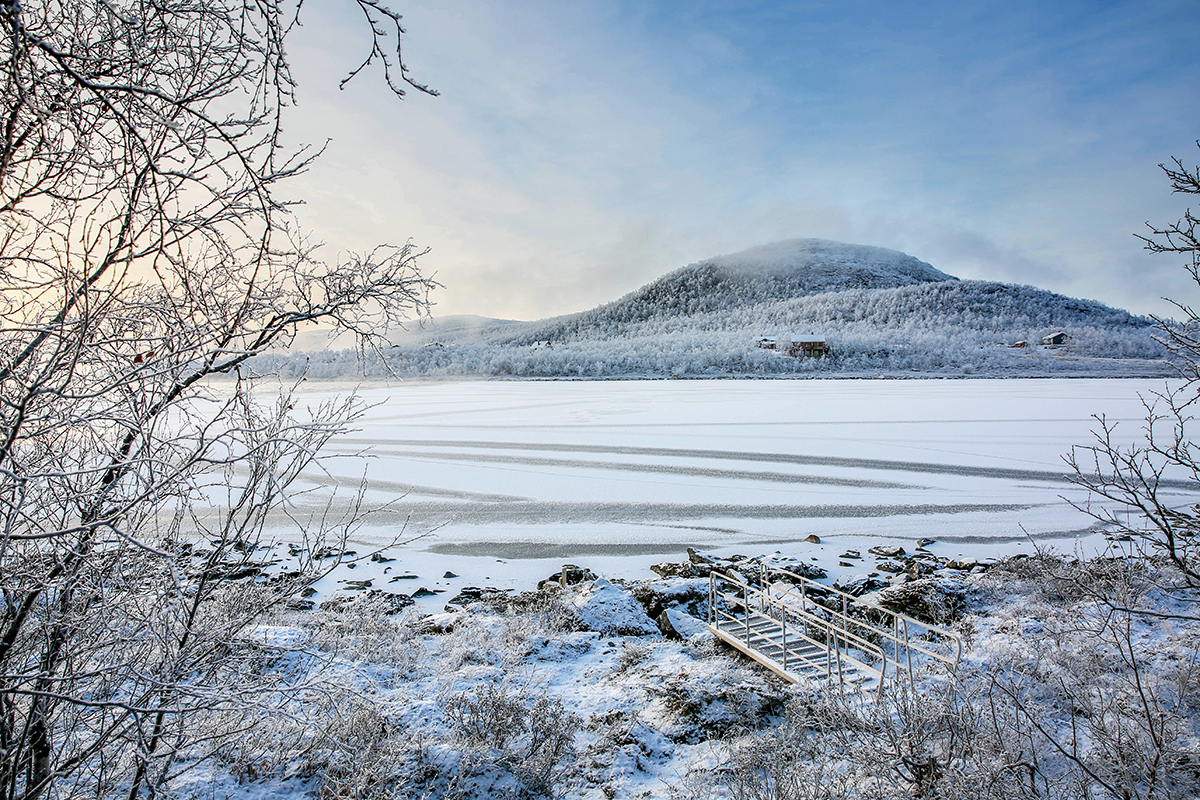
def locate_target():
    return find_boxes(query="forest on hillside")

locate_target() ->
[252,279,1170,380]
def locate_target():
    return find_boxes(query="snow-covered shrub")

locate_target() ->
[446,681,531,751]
[205,681,402,795]
[479,585,586,636]
[968,554,1200,800]
[710,696,865,800]
[707,683,1028,800]
[435,589,592,669]
[444,681,581,798]
[311,700,403,799]
[615,640,653,674]
[649,664,788,744]
[303,597,426,670]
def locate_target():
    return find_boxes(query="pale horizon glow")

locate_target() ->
[282,0,1200,323]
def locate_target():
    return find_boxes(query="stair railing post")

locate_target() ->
[893,614,901,678]
[743,578,750,645]
[825,626,832,678]
[781,606,788,674]
[902,616,913,689]
[834,628,845,692]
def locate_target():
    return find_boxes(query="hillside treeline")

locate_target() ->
[251,279,1169,380]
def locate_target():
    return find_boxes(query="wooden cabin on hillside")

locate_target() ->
[788,335,829,356]
[758,334,829,356]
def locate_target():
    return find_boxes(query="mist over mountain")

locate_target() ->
[256,239,1170,379]
[539,239,956,335]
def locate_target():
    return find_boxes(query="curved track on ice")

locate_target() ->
[261,379,1200,588]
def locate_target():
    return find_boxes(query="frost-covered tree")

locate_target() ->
[1068,142,1200,587]
[0,2,434,798]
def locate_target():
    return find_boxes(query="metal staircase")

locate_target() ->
[707,565,961,699]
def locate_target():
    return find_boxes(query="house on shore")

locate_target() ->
[758,334,829,356]
[1042,331,1067,346]
[788,335,829,357]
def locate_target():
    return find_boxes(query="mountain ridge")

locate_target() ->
[259,239,1169,379]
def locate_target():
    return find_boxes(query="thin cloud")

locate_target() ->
[278,0,1200,322]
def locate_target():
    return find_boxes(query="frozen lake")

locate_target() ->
[269,378,1198,600]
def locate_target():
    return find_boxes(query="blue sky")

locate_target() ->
[284,0,1200,321]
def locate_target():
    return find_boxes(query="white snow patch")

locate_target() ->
[571,578,659,637]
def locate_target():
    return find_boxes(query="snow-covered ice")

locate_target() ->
[239,377,1198,605]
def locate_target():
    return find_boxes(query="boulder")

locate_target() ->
[629,579,708,621]
[832,574,889,597]
[765,559,827,581]
[905,556,939,578]
[875,578,967,624]
[868,545,906,558]
[445,586,503,608]
[650,561,697,579]
[373,591,416,615]
[570,578,659,637]
[538,563,598,589]
[657,607,709,641]
[945,557,990,571]
[415,612,457,635]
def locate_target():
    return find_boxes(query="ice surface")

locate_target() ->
[243,378,1199,606]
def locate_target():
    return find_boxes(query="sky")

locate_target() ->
[282,0,1200,322]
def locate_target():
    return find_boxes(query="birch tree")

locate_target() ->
[0,1,435,797]
[1068,142,1200,588]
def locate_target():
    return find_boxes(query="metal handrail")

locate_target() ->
[708,570,887,696]
[711,583,887,693]
[707,565,961,698]
[769,589,887,661]
[714,585,876,666]
[761,565,963,669]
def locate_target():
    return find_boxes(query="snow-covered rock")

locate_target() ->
[875,577,968,624]
[570,578,660,637]
[658,607,709,641]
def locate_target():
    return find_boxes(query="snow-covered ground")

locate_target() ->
[168,376,1200,800]
[248,378,1199,606]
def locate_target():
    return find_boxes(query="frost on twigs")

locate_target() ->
[690,554,1199,800]
[0,1,437,796]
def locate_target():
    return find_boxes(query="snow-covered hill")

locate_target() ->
[529,239,955,338]
[251,239,1170,379]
